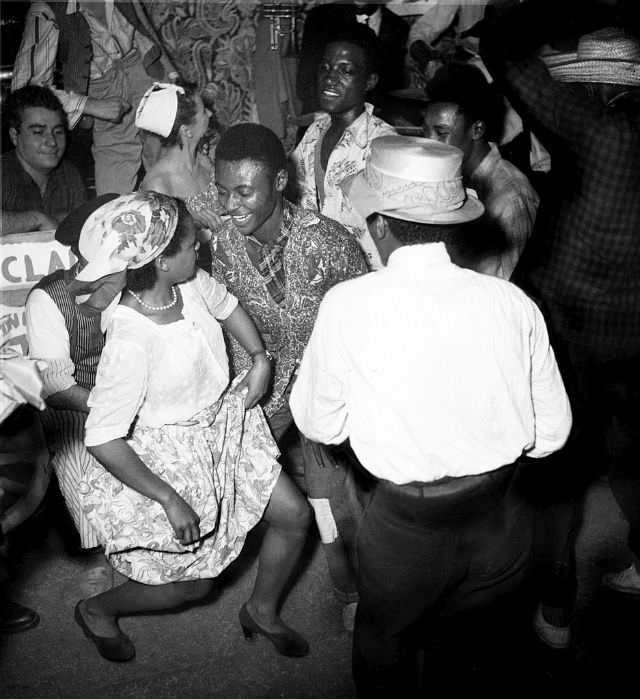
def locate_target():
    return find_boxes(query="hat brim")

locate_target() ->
[544,57,640,86]
[342,172,485,225]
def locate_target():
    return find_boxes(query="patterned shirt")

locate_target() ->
[245,202,295,306]
[290,103,396,270]
[210,200,368,417]
[483,21,640,355]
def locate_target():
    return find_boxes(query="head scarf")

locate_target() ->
[135,82,186,137]
[66,191,179,316]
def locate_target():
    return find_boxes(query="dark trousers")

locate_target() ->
[352,464,532,697]
[268,392,360,602]
[521,340,640,614]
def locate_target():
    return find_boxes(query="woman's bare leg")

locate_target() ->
[80,577,215,637]
[245,470,311,630]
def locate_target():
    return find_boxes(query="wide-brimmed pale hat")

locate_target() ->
[135,82,185,137]
[539,27,640,86]
[341,135,484,225]
[66,191,179,315]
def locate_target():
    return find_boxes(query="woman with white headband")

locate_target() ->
[68,191,310,662]
[136,82,224,238]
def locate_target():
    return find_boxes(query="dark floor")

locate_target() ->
[1,476,639,697]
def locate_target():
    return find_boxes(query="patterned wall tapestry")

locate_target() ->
[143,1,323,133]
[145,1,261,127]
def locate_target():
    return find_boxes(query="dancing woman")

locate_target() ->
[69,192,310,662]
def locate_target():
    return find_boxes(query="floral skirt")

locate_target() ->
[79,391,280,584]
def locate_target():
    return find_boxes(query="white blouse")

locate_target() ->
[85,269,238,446]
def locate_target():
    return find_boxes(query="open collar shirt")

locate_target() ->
[469,143,539,281]
[291,103,396,270]
[1,149,87,222]
[290,243,571,485]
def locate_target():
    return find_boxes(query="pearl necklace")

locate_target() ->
[129,286,178,311]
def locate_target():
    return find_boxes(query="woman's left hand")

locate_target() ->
[234,355,271,410]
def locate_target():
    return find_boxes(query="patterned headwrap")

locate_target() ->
[67,191,179,316]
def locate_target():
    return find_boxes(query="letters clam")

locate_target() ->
[1,232,75,354]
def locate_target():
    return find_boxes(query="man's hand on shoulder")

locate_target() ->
[83,97,131,123]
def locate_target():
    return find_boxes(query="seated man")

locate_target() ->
[1,85,86,236]
[25,194,119,597]
[291,135,571,694]
[211,123,368,631]
[423,62,539,280]
[290,24,396,270]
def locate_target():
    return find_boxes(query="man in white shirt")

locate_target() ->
[290,135,572,694]
[25,194,119,597]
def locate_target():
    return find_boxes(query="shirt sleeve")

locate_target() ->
[526,300,573,458]
[25,288,75,398]
[290,291,349,445]
[496,57,604,144]
[290,124,322,211]
[193,267,238,320]
[329,228,369,285]
[408,2,460,48]
[85,332,150,447]
[11,2,88,129]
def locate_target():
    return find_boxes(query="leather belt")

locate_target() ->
[379,465,513,499]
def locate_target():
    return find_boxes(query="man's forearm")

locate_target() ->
[1,210,56,235]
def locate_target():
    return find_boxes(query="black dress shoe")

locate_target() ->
[74,600,135,662]
[239,603,309,657]
[0,598,40,634]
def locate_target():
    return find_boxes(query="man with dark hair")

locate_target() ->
[297,1,409,118]
[11,1,172,195]
[291,135,571,693]
[291,25,396,270]
[423,62,539,279]
[212,123,368,632]
[1,85,86,236]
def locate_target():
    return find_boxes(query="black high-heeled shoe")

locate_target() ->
[74,600,136,662]
[239,603,309,657]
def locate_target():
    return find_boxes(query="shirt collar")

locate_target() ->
[387,242,451,269]
[314,103,375,150]
[245,199,294,249]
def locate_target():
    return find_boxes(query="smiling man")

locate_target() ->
[1,85,86,236]
[291,23,396,270]
[212,123,368,632]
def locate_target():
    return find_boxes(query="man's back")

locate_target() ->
[295,243,571,485]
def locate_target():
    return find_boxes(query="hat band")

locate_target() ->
[363,163,466,215]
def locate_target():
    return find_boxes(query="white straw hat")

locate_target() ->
[540,27,640,86]
[135,82,186,138]
[341,135,484,225]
